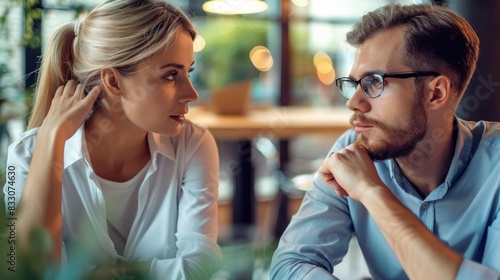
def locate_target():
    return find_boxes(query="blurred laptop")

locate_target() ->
[211,80,251,115]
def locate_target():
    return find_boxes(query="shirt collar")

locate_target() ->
[64,125,85,168]
[445,117,474,187]
[147,132,176,167]
[388,117,474,196]
[63,125,177,169]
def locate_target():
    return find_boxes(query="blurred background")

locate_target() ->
[1,0,499,279]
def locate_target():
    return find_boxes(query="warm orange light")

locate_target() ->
[316,61,332,74]
[317,70,335,85]
[193,35,206,52]
[291,0,309,7]
[313,51,331,68]
[250,46,273,72]
[202,0,268,15]
[313,51,335,85]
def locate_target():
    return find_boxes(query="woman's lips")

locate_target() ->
[170,114,185,123]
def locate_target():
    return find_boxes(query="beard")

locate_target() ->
[351,97,428,161]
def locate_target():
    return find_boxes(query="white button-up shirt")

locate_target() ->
[4,120,222,279]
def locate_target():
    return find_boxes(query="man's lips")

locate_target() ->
[352,120,374,132]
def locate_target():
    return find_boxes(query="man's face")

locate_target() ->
[351,89,427,161]
[346,26,429,161]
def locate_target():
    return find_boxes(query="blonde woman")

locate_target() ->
[3,0,222,279]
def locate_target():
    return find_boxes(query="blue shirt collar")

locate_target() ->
[388,117,474,199]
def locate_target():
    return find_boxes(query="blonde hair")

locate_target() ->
[28,0,196,129]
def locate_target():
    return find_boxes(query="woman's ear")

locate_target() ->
[101,68,122,98]
[427,75,453,110]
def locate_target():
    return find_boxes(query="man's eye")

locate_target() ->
[373,78,383,87]
[365,76,383,87]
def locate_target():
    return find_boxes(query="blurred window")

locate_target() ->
[40,0,430,107]
[0,0,431,161]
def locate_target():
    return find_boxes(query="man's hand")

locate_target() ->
[320,144,464,280]
[318,143,385,200]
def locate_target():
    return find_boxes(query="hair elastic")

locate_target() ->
[74,20,81,36]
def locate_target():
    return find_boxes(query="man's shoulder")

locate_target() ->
[459,119,500,147]
[332,129,357,151]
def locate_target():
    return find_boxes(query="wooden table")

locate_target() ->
[187,105,352,140]
[187,105,352,229]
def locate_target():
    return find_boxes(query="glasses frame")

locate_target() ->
[335,71,440,99]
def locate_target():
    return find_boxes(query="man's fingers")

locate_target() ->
[327,176,349,197]
[318,168,335,185]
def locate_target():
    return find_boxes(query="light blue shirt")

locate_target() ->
[270,118,500,279]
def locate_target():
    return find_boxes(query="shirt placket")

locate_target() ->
[419,200,435,232]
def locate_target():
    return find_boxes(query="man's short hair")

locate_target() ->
[346,4,479,104]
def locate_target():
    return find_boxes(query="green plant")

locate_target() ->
[195,17,268,89]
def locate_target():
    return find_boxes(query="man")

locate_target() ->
[270,3,500,280]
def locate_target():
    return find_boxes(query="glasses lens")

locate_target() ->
[338,79,357,99]
[361,74,384,97]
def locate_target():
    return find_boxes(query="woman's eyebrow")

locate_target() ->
[160,61,195,70]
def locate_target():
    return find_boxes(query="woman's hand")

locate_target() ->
[16,80,99,259]
[40,80,99,141]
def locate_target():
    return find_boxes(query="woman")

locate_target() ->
[3,0,222,279]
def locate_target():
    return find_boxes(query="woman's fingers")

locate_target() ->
[43,81,100,140]
[54,84,64,97]
[61,80,77,96]
[82,85,100,108]
[75,83,84,98]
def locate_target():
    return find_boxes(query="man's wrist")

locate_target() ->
[358,184,391,206]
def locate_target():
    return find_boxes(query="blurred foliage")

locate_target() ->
[0,0,42,49]
[0,0,42,158]
[22,0,43,48]
[195,17,268,89]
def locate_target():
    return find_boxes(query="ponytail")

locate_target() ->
[27,22,77,129]
[27,0,197,130]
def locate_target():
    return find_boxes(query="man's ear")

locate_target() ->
[101,68,122,98]
[427,75,453,110]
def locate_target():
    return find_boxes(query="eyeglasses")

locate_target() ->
[335,71,440,99]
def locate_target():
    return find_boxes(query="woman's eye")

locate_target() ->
[164,71,178,81]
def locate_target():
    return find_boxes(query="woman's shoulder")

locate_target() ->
[180,118,210,136]
[153,119,214,147]
[172,119,212,142]
[8,127,40,150]
[149,120,216,161]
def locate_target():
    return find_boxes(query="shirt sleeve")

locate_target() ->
[149,128,222,280]
[456,260,500,280]
[2,131,71,269]
[456,212,500,280]
[3,137,32,215]
[270,131,356,279]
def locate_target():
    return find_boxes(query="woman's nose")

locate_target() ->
[180,81,199,103]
